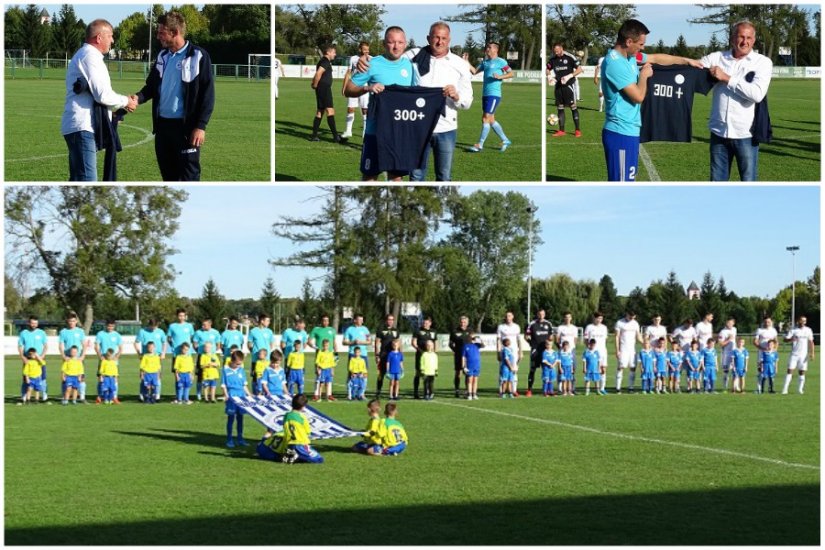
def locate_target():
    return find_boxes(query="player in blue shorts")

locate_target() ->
[261,350,288,398]
[344,26,415,181]
[462,334,483,400]
[637,339,655,394]
[701,338,719,393]
[686,341,702,393]
[500,339,516,398]
[666,341,683,394]
[601,19,701,181]
[221,350,253,448]
[541,340,559,396]
[759,340,779,394]
[386,339,404,401]
[731,338,749,394]
[653,338,668,394]
[468,42,514,152]
[558,341,574,396]
[582,339,603,396]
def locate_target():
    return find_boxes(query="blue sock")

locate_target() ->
[491,121,508,141]
[237,414,244,439]
[478,123,491,146]
[226,416,234,440]
[196,381,202,397]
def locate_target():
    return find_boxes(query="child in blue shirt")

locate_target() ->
[220,350,253,448]
[666,342,683,394]
[262,350,289,398]
[386,339,404,401]
[638,340,655,394]
[731,338,749,394]
[653,338,668,394]
[686,341,702,393]
[541,340,558,397]
[701,338,719,393]
[759,340,779,394]
[582,339,603,396]
[462,334,484,400]
[558,341,574,396]
[499,338,516,398]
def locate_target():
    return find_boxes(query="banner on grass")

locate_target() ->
[232,396,361,440]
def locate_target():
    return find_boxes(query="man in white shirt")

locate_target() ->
[671,318,697,385]
[556,311,579,393]
[273,54,285,100]
[701,20,772,181]
[61,19,137,181]
[644,314,668,350]
[497,311,522,396]
[615,311,642,393]
[753,316,778,375]
[717,317,737,391]
[584,311,609,393]
[695,313,715,350]
[341,42,371,138]
[408,21,473,181]
[782,315,815,395]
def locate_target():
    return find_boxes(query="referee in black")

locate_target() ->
[374,313,399,398]
[310,45,343,143]
[448,315,472,398]
[412,316,437,399]
[525,309,553,397]
[548,43,582,138]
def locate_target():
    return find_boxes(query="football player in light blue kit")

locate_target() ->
[582,339,604,395]
[135,319,167,402]
[731,338,749,394]
[343,314,372,399]
[344,26,415,181]
[558,341,575,396]
[468,42,514,152]
[637,339,655,394]
[653,337,668,394]
[701,338,719,393]
[94,320,123,404]
[248,314,275,392]
[759,340,779,394]
[601,19,702,181]
[281,317,308,377]
[541,340,558,396]
[18,316,49,401]
[167,308,195,402]
[58,312,86,401]
[666,341,683,394]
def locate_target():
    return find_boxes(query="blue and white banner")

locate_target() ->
[231,396,361,439]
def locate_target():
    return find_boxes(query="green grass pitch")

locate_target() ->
[546,78,821,181]
[275,78,541,181]
[4,76,271,182]
[4,340,819,545]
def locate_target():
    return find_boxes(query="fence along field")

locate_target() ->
[4,58,271,182]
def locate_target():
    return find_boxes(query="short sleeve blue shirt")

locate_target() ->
[221,329,246,357]
[344,325,371,357]
[477,57,510,97]
[18,328,48,355]
[137,328,166,355]
[351,55,415,135]
[248,327,275,356]
[221,365,247,397]
[95,330,123,354]
[603,49,648,136]
[193,328,221,354]
[463,344,482,370]
[59,327,86,357]
[168,322,195,355]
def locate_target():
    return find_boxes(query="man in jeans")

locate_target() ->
[701,20,772,181]
[60,19,137,181]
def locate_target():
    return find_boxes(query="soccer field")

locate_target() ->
[275,78,541,181]
[4,342,819,545]
[547,78,821,181]
[4,78,271,182]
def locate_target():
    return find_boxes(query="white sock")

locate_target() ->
[616,370,623,391]
[799,374,806,393]
[599,96,604,111]
[628,370,636,390]
[599,374,606,391]
[344,112,354,134]
[723,372,728,388]
[783,373,792,393]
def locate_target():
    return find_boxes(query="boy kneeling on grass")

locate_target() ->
[257,394,324,464]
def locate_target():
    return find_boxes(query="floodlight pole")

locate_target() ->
[786,245,799,326]
[148,8,153,65]
[526,205,538,325]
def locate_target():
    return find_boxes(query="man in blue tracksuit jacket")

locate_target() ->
[135,10,215,181]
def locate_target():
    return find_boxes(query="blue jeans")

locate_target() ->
[410,130,456,182]
[710,133,758,181]
[64,131,97,181]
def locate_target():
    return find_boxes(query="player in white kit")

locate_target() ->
[273,55,285,100]
[782,315,815,394]
[695,313,715,350]
[584,311,609,393]
[716,317,737,392]
[497,311,523,396]
[556,312,579,393]
[614,311,642,393]
[594,55,605,112]
[644,314,667,351]
[341,41,372,138]
[753,316,778,376]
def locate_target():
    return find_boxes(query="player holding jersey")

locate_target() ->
[615,311,642,393]
[344,26,415,181]
[583,312,609,393]
[468,42,513,152]
[548,43,583,137]
[341,41,371,139]
[782,315,815,395]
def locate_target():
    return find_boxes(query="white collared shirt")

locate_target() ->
[407,48,474,134]
[61,43,129,135]
[700,49,773,139]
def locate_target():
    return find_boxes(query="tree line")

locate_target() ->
[4,4,269,64]
[5,187,818,336]
[547,4,820,66]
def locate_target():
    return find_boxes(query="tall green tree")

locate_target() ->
[548,4,636,62]
[50,4,83,57]
[661,270,688,328]
[196,278,226,325]
[21,4,53,58]
[115,11,150,56]
[259,277,280,320]
[4,6,26,50]
[290,4,384,51]
[597,274,620,321]
[4,187,187,332]
[447,4,542,69]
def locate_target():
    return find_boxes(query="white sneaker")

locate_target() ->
[341,131,353,139]
[781,390,788,395]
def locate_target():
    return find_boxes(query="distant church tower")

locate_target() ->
[687,281,701,300]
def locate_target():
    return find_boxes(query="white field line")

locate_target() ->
[429,399,820,471]
[638,143,661,182]
[7,123,154,163]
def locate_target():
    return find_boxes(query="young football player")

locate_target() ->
[462,334,483,400]
[558,340,574,396]
[637,339,655,394]
[386,339,404,401]
[98,349,119,404]
[261,350,288,398]
[666,341,683,394]
[257,394,324,464]
[731,338,749,394]
[500,337,516,398]
[199,342,221,403]
[21,348,44,404]
[348,346,368,401]
[541,340,559,396]
[582,339,602,396]
[686,341,702,393]
[654,338,668,394]
[252,348,269,396]
[61,345,86,405]
[352,398,384,455]
[286,340,306,395]
[140,341,162,404]
[314,339,337,401]
[420,340,439,400]
[759,340,779,394]
[701,338,719,393]
[221,350,252,448]
[380,402,408,456]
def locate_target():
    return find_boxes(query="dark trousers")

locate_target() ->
[424,375,435,397]
[155,117,201,181]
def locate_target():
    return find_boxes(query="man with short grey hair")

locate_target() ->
[701,20,772,181]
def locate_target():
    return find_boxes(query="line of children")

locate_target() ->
[347,346,368,400]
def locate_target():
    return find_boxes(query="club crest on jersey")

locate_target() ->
[400,69,409,77]
[674,74,685,84]
[415,98,426,107]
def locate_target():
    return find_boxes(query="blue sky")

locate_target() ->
[168,186,821,301]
